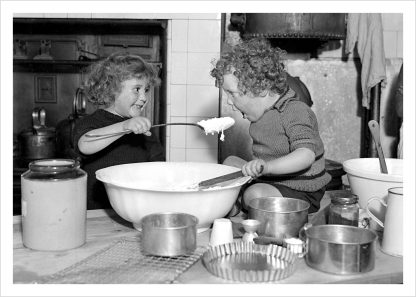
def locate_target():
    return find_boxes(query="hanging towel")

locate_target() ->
[345,13,387,108]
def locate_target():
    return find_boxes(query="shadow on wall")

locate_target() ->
[380,60,402,157]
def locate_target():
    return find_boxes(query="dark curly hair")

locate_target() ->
[210,38,288,96]
[84,53,161,107]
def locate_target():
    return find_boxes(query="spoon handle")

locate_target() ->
[368,120,388,174]
[85,123,203,139]
[152,122,203,130]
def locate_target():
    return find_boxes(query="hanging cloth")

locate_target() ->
[345,13,387,109]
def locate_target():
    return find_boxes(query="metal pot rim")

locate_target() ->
[141,212,199,230]
[305,224,378,245]
[248,196,310,213]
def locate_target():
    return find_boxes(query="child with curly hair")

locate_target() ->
[211,38,331,213]
[74,53,165,209]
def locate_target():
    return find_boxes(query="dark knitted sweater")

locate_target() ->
[250,88,331,192]
[73,109,165,209]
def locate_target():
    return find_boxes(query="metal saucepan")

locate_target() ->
[248,197,310,239]
[304,224,377,274]
[141,212,198,257]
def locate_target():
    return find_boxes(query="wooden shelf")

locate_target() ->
[13,18,167,35]
[13,59,94,73]
[13,59,163,74]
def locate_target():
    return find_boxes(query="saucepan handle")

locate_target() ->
[32,107,46,129]
[298,222,313,258]
[366,196,387,228]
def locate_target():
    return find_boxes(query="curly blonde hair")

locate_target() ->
[84,53,161,107]
[211,38,288,96]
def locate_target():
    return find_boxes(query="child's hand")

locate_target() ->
[123,116,152,136]
[242,159,266,177]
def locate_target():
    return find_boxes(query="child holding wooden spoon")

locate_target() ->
[211,38,331,213]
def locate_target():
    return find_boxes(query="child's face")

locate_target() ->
[222,73,265,122]
[113,77,150,118]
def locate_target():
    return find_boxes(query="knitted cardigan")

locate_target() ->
[73,109,165,209]
[249,88,331,192]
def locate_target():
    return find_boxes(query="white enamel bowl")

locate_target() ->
[96,162,250,232]
[343,158,403,220]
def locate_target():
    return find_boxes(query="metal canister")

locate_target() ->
[21,159,87,251]
[328,193,359,226]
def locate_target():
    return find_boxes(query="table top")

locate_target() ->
[13,208,403,284]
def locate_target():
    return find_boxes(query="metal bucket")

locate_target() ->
[248,197,310,239]
[141,212,198,257]
[305,225,377,274]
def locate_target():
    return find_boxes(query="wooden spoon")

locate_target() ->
[368,120,388,174]
[198,165,264,189]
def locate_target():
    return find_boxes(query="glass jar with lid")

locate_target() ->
[21,159,87,251]
[328,193,359,227]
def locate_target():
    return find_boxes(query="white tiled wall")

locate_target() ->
[166,16,222,163]
[382,14,403,58]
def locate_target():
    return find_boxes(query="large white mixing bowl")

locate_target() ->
[96,162,250,232]
[343,158,403,219]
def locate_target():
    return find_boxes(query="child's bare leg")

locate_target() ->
[242,183,282,210]
[223,155,246,169]
[223,156,247,216]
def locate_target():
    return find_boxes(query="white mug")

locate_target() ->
[366,187,403,257]
[209,218,234,246]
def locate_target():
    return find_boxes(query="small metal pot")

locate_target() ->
[305,225,377,274]
[141,212,198,257]
[248,197,310,239]
[18,108,56,164]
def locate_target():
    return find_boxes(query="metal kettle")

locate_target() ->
[18,107,56,166]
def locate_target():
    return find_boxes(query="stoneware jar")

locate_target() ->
[21,159,87,251]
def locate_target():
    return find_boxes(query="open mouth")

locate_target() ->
[135,105,144,111]
[134,101,147,112]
